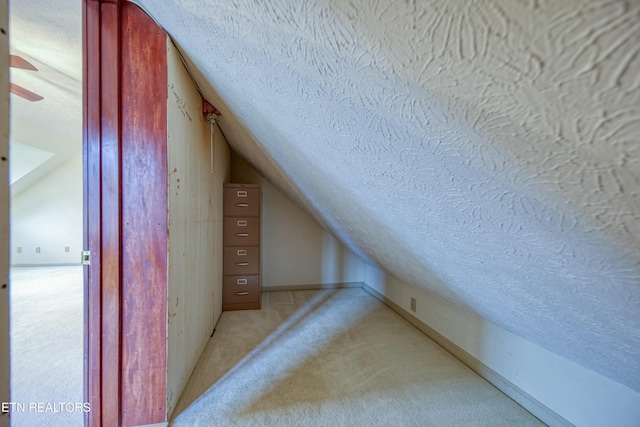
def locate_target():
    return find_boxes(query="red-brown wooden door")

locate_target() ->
[84,1,168,425]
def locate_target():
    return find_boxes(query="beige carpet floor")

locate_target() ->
[171,288,545,426]
[9,266,84,427]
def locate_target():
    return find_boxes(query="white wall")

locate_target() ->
[9,151,82,266]
[231,153,363,288]
[166,39,231,418]
[364,263,640,427]
[1,1,11,425]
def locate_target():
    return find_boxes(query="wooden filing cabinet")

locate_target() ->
[223,183,261,311]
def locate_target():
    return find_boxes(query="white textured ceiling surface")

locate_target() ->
[9,0,81,139]
[134,0,640,390]
[9,0,81,193]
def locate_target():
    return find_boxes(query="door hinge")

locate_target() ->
[82,250,91,265]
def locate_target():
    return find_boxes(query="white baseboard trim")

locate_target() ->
[262,282,363,292]
[133,423,168,427]
[361,282,574,427]
[10,263,81,267]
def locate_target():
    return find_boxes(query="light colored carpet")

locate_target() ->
[9,266,84,427]
[171,288,545,426]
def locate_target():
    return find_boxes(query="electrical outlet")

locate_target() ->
[65,246,70,253]
[16,246,22,254]
[410,297,416,312]
[35,247,41,254]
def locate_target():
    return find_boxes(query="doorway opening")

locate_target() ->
[8,0,84,425]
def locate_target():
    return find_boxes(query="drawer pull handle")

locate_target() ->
[237,279,247,285]
[236,262,249,266]
[237,250,247,256]
[237,191,247,197]
[236,203,249,207]
[235,291,249,296]
[236,233,249,237]
[237,220,247,226]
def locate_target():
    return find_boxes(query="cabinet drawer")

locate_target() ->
[224,275,260,304]
[224,247,260,275]
[224,218,259,246]
[224,187,260,217]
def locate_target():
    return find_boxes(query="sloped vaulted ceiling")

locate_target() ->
[132,0,640,391]
[8,0,81,193]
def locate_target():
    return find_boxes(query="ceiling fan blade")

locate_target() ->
[10,82,44,102]
[10,55,38,71]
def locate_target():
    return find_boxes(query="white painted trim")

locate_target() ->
[11,263,81,267]
[262,282,363,292]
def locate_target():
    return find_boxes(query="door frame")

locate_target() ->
[1,1,10,426]
[83,1,122,425]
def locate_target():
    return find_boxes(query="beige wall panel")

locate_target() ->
[166,39,230,418]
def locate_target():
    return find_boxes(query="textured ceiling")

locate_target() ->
[131,0,640,391]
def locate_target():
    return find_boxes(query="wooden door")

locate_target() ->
[84,1,168,425]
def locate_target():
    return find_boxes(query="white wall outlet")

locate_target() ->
[410,297,416,312]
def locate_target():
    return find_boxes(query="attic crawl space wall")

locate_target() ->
[166,39,231,417]
[133,0,640,401]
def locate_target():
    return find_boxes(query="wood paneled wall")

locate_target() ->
[166,39,230,417]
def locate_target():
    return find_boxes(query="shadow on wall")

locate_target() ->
[231,150,366,288]
[320,231,363,286]
[286,144,468,306]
